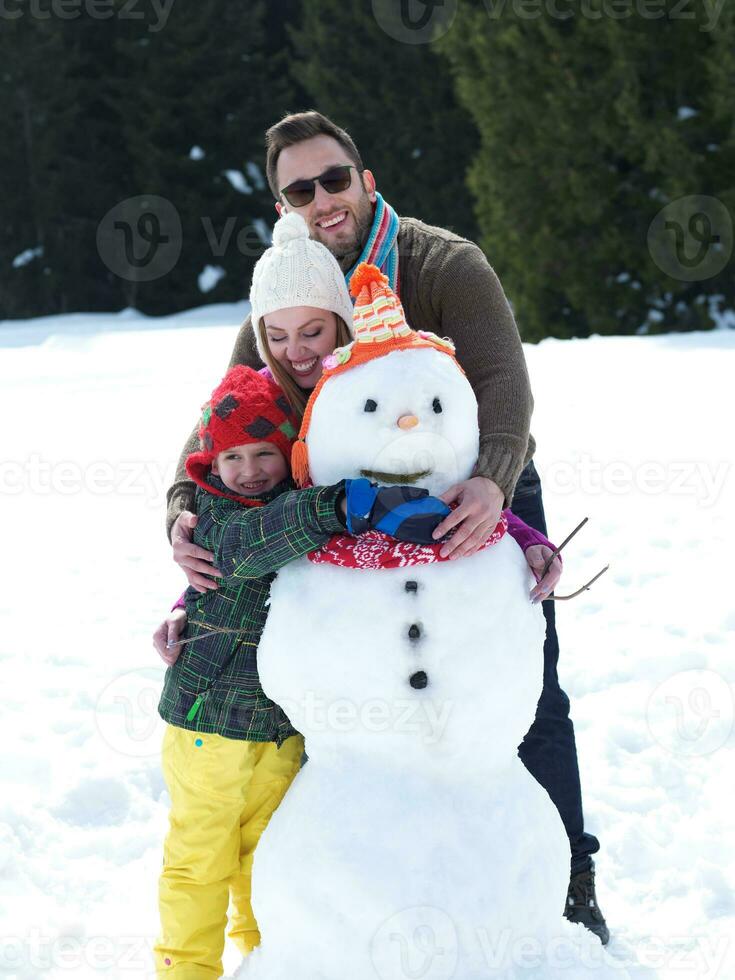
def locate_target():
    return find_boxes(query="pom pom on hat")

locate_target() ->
[249,213,354,362]
[271,211,310,247]
[349,261,389,300]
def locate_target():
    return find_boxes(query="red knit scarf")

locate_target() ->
[308,513,508,570]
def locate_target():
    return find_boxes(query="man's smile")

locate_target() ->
[315,210,349,232]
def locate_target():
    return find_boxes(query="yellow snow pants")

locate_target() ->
[153,724,304,979]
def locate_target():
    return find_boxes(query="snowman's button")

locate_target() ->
[408,624,421,640]
[409,670,428,689]
[405,580,418,593]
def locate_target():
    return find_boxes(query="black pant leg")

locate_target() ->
[510,462,600,873]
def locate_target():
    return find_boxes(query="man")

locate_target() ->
[165,110,609,943]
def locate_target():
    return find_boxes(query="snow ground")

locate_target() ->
[0,307,733,980]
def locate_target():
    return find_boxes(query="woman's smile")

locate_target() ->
[290,355,319,375]
[264,307,340,389]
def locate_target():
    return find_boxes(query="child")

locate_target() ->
[153,365,454,979]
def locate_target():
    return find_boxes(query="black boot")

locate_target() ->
[563,861,610,945]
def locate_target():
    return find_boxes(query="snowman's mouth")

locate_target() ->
[360,468,431,485]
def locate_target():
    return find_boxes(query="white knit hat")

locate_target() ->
[249,213,354,361]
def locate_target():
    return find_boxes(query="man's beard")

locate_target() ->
[316,191,374,270]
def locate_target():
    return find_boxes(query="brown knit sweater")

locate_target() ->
[165,216,535,539]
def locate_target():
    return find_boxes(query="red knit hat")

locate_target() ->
[186,366,299,506]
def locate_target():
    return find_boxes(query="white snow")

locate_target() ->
[244,162,266,191]
[222,170,253,195]
[251,218,272,246]
[12,246,44,269]
[198,264,227,294]
[0,305,732,978]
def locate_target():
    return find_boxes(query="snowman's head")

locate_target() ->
[291,262,481,496]
[305,347,479,496]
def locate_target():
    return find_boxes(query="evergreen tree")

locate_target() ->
[105,0,294,314]
[290,0,479,241]
[441,0,735,341]
[1,0,300,318]
[0,7,98,317]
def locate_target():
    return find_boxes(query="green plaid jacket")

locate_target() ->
[158,474,345,743]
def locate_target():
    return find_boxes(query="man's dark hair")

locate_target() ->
[265,110,364,200]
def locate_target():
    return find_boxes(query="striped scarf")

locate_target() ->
[345,192,401,296]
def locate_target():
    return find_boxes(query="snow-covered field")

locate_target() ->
[0,306,732,979]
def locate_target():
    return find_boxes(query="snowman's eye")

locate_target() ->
[364,399,378,412]
[432,397,443,414]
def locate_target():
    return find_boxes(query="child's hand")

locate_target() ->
[525,545,562,603]
[153,608,188,665]
[343,479,451,544]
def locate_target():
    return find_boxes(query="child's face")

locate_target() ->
[263,306,338,390]
[212,442,289,495]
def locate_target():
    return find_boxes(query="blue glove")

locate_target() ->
[344,478,451,545]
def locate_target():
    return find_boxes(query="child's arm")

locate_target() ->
[208,484,347,583]
[206,481,453,583]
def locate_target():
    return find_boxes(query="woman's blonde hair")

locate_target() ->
[257,313,353,421]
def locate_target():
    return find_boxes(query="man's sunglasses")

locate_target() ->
[279,164,363,208]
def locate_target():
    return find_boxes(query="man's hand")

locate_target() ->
[171,511,223,593]
[525,545,562,603]
[153,608,188,666]
[433,476,505,559]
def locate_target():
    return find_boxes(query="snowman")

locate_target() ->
[237,265,630,980]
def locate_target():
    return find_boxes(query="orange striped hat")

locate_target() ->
[291,262,461,487]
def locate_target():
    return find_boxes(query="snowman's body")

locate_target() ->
[239,347,627,979]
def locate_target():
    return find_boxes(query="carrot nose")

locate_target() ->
[397,414,419,430]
